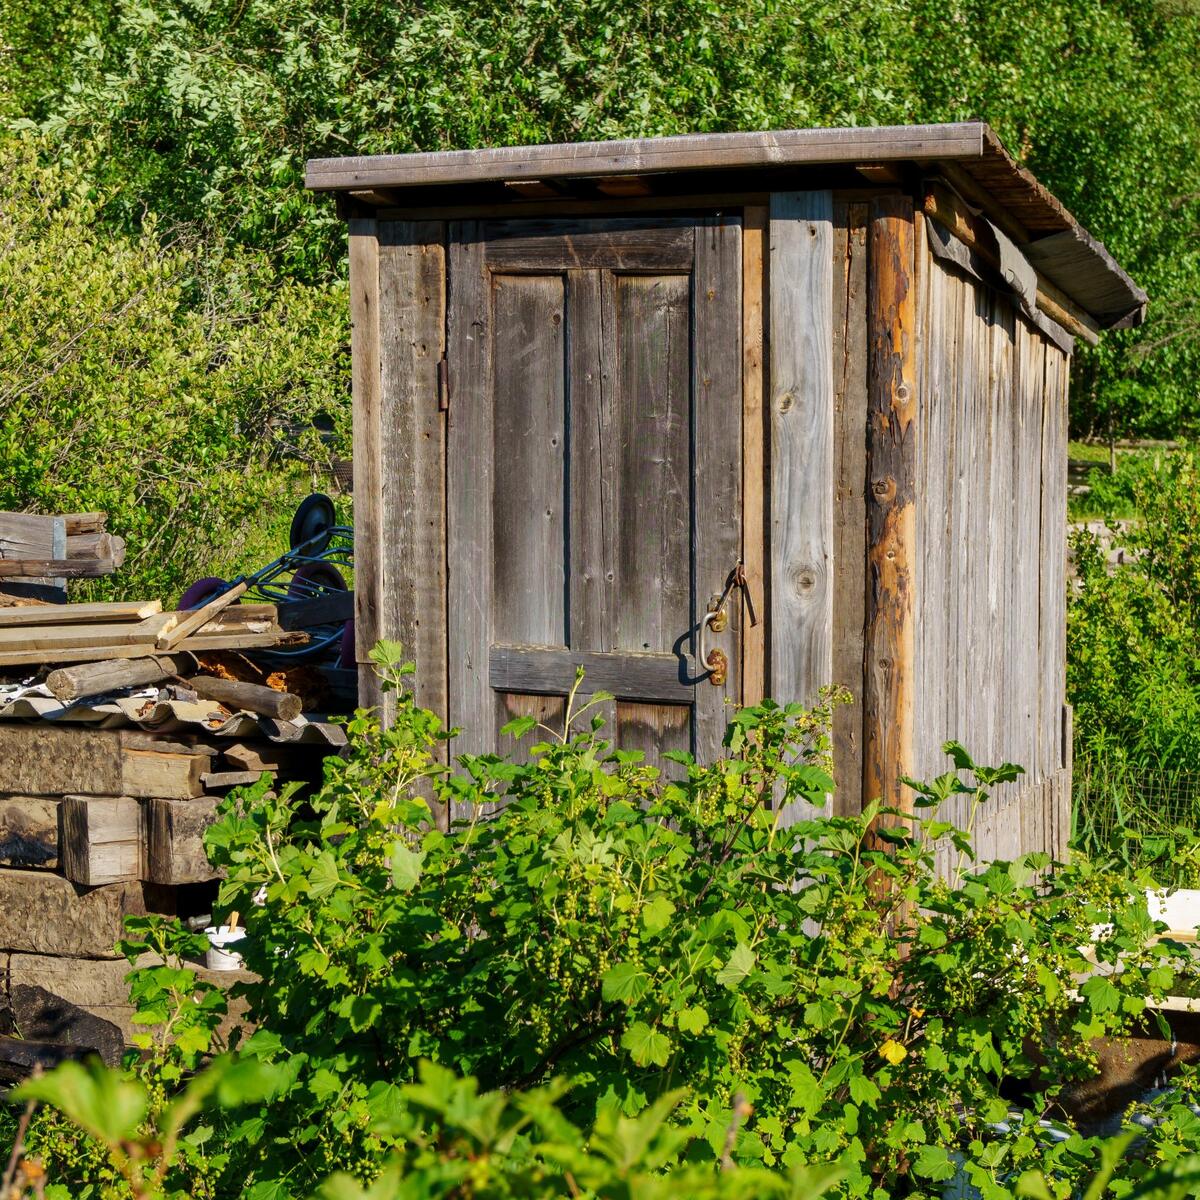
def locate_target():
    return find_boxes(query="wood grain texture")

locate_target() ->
[0,601,161,628]
[377,222,447,734]
[348,218,383,711]
[447,223,494,763]
[769,192,835,714]
[147,798,220,885]
[0,796,59,868]
[60,796,144,886]
[863,195,917,817]
[491,644,690,702]
[491,273,566,648]
[693,216,743,764]
[481,218,696,271]
[831,202,868,815]
[741,206,768,709]
[0,870,146,958]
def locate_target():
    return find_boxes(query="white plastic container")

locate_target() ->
[205,925,247,970]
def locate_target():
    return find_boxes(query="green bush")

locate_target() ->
[10,651,1200,1199]
[0,133,349,601]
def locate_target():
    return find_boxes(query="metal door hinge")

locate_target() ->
[437,357,449,412]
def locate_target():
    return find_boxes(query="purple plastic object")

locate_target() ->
[178,576,229,611]
[286,562,346,599]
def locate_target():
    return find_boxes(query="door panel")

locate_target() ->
[448,216,741,780]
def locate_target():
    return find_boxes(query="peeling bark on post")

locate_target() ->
[863,196,917,822]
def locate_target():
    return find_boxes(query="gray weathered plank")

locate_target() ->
[769,192,834,720]
[447,223,494,765]
[693,216,743,764]
[491,645,691,703]
[482,218,696,271]
[377,222,448,732]
[348,218,383,712]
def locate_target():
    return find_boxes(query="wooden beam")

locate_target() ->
[863,196,918,817]
[59,796,144,886]
[0,600,162,629]
[0,870,146,958]
[146,798,220,885]
[156,581,247,649]
[0,629,305,667]
[741,206,768,708]
[187,675,302,720]
[768,192,835,711]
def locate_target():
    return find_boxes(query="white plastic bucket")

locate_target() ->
[205,925,247,970]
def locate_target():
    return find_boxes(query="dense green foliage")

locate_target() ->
[10,656,1200,1198]
[2,0,1200,446]
[1067,445,1200,875]
[0,135,350,600]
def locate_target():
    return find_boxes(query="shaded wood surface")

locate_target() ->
[0,796,59,868]
[60,796,144,886]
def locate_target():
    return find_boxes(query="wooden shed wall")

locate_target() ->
[912,228,1071,871]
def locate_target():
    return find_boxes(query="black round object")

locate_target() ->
[289,493,337,554]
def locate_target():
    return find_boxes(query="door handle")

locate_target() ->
[699,604,728,687]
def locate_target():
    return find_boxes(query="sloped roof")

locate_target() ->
[307,121,1146,329]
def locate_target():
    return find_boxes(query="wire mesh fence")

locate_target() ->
[1073,757,1200,886]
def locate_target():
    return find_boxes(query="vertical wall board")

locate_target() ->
[831,202,868,816]
[447,224,494,776]
[768,192,834,715]
[377,223,448,740]
[741,207,768,710]
[863,196,917,818]
[694,217,744,764]
[348,219,385,714]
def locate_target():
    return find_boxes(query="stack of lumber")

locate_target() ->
[0,597,308,668]
[0,512,125,604]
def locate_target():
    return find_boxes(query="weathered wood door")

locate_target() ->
[446,216,742,768]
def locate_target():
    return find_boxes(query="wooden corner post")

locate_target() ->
[863,196,917,818]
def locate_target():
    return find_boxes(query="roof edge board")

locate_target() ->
[304,122,986,191]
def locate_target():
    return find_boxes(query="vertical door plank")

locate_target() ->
[349,219,383,713]
[768,192,835,719]
[614,274,693,657]
[741,207,768,710]
[694,216,744,764]
[447,224,494,775]
[491,274,567,649]
[831,202,869,815]
[863,196,917,819]
[377,222,447,737]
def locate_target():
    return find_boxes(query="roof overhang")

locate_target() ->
[306,121,1146,330]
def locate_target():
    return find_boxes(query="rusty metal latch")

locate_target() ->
[698,560,759,686]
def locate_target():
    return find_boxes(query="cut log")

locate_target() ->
[157,581,248,649]
[147,797,220,885]
[64,532,114,559]
[0,726,211,799]
[62,513,107,535]
[60,796,144,885]
[0,795,59,868]
[186,676,302,720]
[0,870,146,957]
[0,600,162,629]
[45,652,192,703]
[0,611,175,650]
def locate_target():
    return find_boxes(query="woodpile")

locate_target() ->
[0,509,349,1069]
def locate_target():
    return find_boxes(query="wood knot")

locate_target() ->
[871,478,895,501]
[896,384,910,402]
[551,312,562,326]
[778,392,794,414]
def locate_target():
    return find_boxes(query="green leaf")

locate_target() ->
[848,1074,880,1105]
[677,1005,709,1034]
[602,961,652,1005]
[15,1061,147,1145]
[390,841,425,891]
[620,1021,672,1067]
[500,715,537,739]
[641,893,676,934]
[716,942,756,989]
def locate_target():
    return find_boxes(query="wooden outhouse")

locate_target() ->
[307,121,1145,858]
